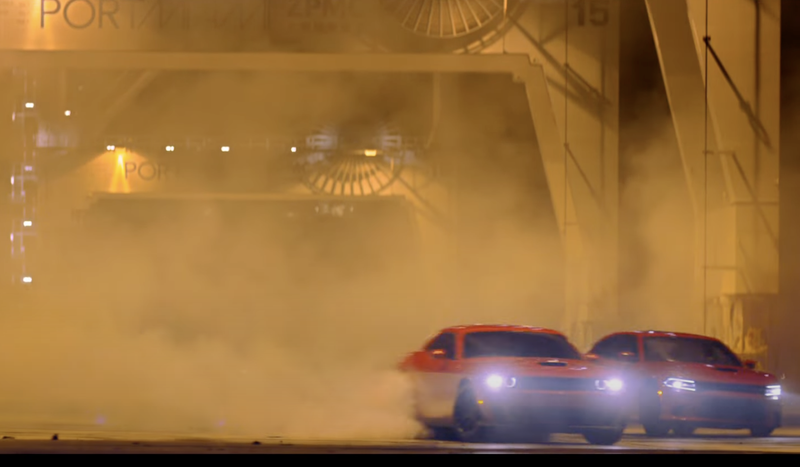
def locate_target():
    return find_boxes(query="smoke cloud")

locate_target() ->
[0,71,566,439]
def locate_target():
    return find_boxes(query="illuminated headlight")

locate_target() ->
[766,385,781,398]
[595,378,624,392]
[663,378,696,391]
[485,375,517,389]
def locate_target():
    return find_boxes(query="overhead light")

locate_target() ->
[166,146,175,152]
[221,146,230,152]
[107,145,115,151]
[10,176,14,185]
[291,147,297,153]
[364,149,377,157]
[22,276,32,283]
[25,103,34,109]
[64,110,71,116]
[23,221,32,227]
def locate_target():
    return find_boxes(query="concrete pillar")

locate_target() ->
[646,0,780,367]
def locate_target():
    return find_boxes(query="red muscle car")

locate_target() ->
[399,324,632,445]
[586,330,782,437]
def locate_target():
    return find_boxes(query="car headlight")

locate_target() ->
[663,378,696,391]
[485,374,517,389]
[766,385,781,398]
[595,378,624,392]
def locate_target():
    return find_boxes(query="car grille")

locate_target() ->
[516,377,596,391]
[695,398,767,422]
[695,382,766,395]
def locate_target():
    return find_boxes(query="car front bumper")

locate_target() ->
[475,389,632,431]
[657,390,782,429]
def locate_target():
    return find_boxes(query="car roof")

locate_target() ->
[440,324,566,337]
[620,330,720,341]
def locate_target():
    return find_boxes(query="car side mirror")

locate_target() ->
[431,349,447,359]
[744,359,757,370]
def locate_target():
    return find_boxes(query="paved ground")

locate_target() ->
[1,426,799,453]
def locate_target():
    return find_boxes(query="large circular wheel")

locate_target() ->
[672,423,696,437]
[749,426,776,437]
[583,427,625,446]
[639,385,671,437]
[452,385,489,443]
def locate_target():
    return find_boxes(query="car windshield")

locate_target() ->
[643,336,742,366]
[462,331,582,360]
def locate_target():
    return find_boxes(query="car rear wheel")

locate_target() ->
[642,422,671,437]
[583,427,625,446]
[452,385,489,443]
[749,426,775,437]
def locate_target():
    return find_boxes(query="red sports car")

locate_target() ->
[399,324,632,445]
[586,330,782,437]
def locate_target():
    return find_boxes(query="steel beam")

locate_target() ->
[0,51,538,73]
[646,0,780,360]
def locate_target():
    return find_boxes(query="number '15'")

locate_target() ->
[573,0,610,26]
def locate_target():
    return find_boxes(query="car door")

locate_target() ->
[414,332,458,422]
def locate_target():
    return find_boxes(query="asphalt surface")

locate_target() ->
[1,426,800,453]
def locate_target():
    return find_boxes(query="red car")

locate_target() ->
[399,324,632,445]
[586,330,782,437]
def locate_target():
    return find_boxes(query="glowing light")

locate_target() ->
[596,378,624,391]
[23,221,32,227]
[663,378,696,391]
[64,110,71,116]
[221,146,230,152]
[22,276,32,283]
[364,149,377,157]
[166,146,175,152]
[486,375,503,389]
[478,400,484,405]
[107,145,116,151]
[25,102,34,109]
[606,379,623,391]
[291,147,297,153]
[657,390,663,396]
[24,166,32,172]
[766,385,781,398]
[117,154,124,164]
[10,176,14,185]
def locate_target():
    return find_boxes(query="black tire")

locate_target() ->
[643,422,671,437]
[639,386,670,437]
[672,423,695,437]
[429,426,458,441]
[750,426,775,437]
[583,428,625,446]
[452,384,489,443]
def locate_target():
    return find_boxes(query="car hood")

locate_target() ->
[658,363,778,386]
[465,357,622,379]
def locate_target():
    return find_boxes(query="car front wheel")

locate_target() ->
[749,426,776,437]
[452,385,490,443]
[582,427,625,446]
